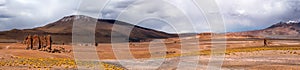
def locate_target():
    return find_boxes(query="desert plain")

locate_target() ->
[0,37,300,70]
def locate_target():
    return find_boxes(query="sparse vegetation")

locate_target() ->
[162,46,300,58]
[0,57,126,70]
[224,46,300,54]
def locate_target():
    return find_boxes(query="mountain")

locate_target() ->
[228,21,300,38]
[0,15,177,43]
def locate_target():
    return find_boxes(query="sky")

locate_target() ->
[0,0,300,33]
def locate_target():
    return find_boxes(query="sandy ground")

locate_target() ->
[0,39,300,70]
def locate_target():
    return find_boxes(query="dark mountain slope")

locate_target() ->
[0,15,177,43]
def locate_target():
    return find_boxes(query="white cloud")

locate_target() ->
[0,0,6,5]
[0,0,300,33]
[101,0,210,33]
[216,0,300,32]
[102,0,300,33]
[109,0,209,33]
[0,0,79,30]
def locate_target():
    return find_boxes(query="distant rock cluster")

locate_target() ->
[24,34,52,51]
[23,34,71,53]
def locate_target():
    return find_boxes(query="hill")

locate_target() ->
[228,21,300,39]
[0,15,177,43]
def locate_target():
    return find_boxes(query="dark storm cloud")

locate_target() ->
[101,0,300,33]
[101,0,136,19]
[100,0,210,33]
[0,0,5,6]
[283,1,300,20]
[0,3,4,6]
[0,14,13,18]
